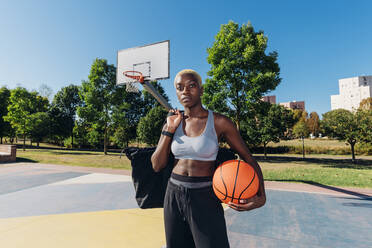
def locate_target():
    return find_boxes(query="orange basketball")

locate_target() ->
[213,160,259,204]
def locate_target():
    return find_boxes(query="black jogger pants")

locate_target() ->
[163,180,230,248]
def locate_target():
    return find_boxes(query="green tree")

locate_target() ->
[78,58,127,154]
[307,111,320,137]
[322,109,360,162]
[111,104,134,148]
[48,105,71,146]
[142,81,170,114]
[241,103,294,158]
[202,21,280,130]
[356,109,372,145]
[0,87,11,144]
[72,120,90,148]
[137,106,168,146]
[4,87,49,150]
[52,85,82,147]
[359,97,372,111]
[111,80,167,148]
[260,103,294,158]
[291,109,308,122]
[293,120,310,159]
[26,112,50,147]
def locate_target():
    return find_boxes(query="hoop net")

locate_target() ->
[123,71,144,93]
[125,81,139,93]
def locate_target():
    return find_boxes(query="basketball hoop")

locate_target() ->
[116,41,172,109]
[123,71,145,93]
[123,71,145,83]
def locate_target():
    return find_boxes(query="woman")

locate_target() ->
[151,69,266,248]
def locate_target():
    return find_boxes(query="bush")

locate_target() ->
[356,142,372,155]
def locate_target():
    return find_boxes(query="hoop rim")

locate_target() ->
[123,70,145,83]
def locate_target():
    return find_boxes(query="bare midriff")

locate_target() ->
[172,159,215,177]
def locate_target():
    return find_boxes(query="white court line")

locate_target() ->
[50,173,132,185]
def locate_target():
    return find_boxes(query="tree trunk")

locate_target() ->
[37,141,40,147]
[23,133,26,151]
[350,142,356,163]
[71,132,74,149]
[302,137,305,159]
[104,126,108,155]
[264,143,267,159]
[236,88,240,131]
[0,137,2,144]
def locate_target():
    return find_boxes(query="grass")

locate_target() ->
[257,155,372,188]
[265,138,371,155]
[268,138,348,148]
[16,149,132,170]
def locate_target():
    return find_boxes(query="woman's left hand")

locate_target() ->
[227,195,266,212]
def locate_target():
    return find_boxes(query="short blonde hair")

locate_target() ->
[174,69,202,88]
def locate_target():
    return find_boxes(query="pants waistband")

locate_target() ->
[171,172,213,182]
[169,177,213,189]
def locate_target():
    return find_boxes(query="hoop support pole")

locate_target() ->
[142,81,172,111]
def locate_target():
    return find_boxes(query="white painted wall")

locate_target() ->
[331,76,372,111]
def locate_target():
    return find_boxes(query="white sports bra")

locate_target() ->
[171,110,219,161]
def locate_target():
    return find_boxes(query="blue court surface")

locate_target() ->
[0,163,371,248]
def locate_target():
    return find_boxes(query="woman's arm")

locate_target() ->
[151,110,182,172]
[216,114,266,211]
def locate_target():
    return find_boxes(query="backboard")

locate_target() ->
[116,40,170,85]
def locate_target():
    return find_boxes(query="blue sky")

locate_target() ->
[1,0,372,116]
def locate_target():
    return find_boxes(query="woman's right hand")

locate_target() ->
[166,109,183,133]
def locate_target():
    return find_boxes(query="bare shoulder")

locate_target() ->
[212,112,236,135]
[213,112,235,125]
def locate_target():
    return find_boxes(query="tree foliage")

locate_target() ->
[4,87,48,150]
[307,111,320,137]
[241,102,294,157]
[27,112,50,147]
[77,58,128,153]
[137,106,168,146]
[0,87,11,143]
[359,97,372,111]
[52,84,82,146]
[356,109,372,144]
[142,81,170,114]
[293,120,310,159]
[322,109,361,162]
[48,105,71,145]
[202,21,281,130]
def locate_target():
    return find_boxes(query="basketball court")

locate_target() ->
[0,162,371,248]
[1,40,371,247]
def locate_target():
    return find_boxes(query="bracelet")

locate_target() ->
[161,131,174,138]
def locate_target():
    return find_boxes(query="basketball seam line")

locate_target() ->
[231,160,240,202]
[213,186,250,200]
[238,170,256,200]
[220,163,228,201]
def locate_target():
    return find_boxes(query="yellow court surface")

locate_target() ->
[0,208,165,248]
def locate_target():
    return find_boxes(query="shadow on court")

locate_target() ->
[269,179,372,199]
[15,157,37,163]
[255,155,372,168]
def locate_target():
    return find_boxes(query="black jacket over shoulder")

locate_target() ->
[124,147,236,209]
